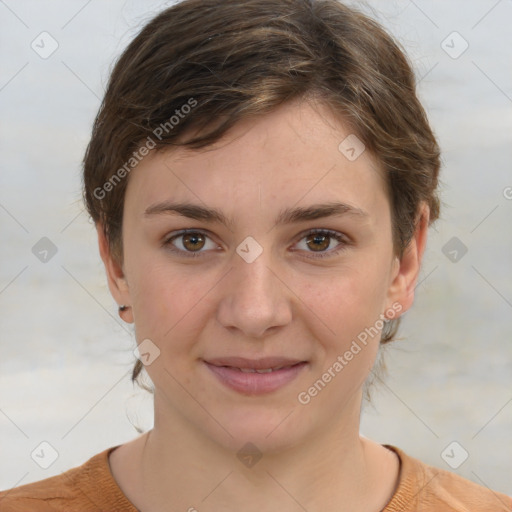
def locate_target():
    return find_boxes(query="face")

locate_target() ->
[100,98,426,453]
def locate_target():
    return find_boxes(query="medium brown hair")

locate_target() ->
[82,0,441,385]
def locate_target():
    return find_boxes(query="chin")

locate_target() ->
[203,405,308,455]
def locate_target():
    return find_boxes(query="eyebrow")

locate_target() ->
[144,201,369,229]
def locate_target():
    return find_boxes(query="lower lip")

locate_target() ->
[204,361,307,395]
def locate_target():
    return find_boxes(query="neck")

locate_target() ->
[118,391,399,512]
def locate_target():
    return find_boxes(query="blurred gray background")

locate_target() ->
[1,0,511,496]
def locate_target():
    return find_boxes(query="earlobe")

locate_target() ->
[96,224,133,323]
[385,203,430,317]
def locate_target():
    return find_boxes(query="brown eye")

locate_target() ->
[181,232,206,252]
[295,229,349,259]
[163,230,217,258]
[305,232,331,252]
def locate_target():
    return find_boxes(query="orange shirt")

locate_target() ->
[1,444,510,511]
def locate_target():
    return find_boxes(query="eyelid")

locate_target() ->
[292,228,350,259]
[162,229,220,258]
[162,228,350,259]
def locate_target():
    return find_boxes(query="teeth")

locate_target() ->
[237,365,289,373]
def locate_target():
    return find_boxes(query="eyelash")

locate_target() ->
[162,228,349,260]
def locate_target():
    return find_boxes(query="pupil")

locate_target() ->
[185,233,203,250]
[309,234,328,251]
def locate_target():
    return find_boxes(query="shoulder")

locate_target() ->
[0,446,135,512]
[384,445,512,512]
[0,467,83,511]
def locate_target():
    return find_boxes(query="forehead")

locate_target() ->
[125,98,389,223]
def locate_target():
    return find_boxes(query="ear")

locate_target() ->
[385,202,430,318]
[96,223,134,323]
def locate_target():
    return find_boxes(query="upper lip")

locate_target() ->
[204,357,306,370]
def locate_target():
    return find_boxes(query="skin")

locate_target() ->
[99,97,429,512]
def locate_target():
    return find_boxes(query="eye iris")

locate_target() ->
[306,233,330,252]
[183,233,205,251]
[173,231,339,255]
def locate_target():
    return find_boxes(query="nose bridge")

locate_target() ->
[235,246,276,300]
[217,240,291,337]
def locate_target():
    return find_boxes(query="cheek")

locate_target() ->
[133,268,195,331]
[305,260,390,339]
[127,254,214,364]
[296,269,387,409]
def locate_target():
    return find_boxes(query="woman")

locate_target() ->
[1,0,510,510]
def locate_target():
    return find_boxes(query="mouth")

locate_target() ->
[235,365,297,373]
[203,357,308,395]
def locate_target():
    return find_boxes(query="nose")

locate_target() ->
[216,246,292,339]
